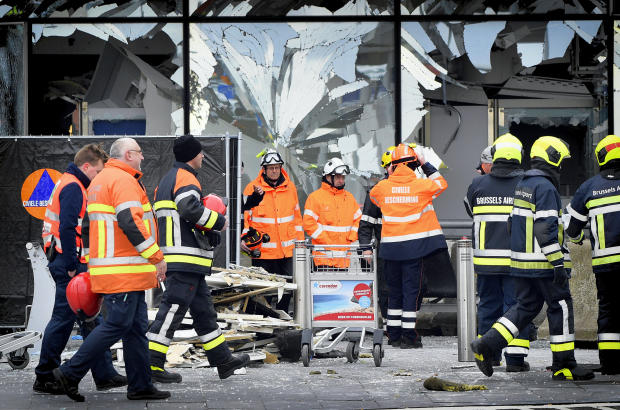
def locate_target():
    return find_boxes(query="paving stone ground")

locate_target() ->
[1,336,619,410]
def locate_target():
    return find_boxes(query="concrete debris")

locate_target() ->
[143,266,299,367]
[423,376,488,392]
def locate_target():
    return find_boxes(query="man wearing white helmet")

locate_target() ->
[303,158,362,269]
[242,149,304,312]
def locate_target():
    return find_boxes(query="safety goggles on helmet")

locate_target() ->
[530,137,571,167]
[323,158,350,176]
[595,135,620,166]
[259,149,284,167]
[381,146,396,168]
[491,133,524,163]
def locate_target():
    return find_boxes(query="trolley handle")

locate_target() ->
[303,238,376,251]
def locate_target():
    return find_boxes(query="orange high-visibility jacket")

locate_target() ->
[86,159,163,294]
[369,163,447,261]
[243,168,304,259]
[303,182,362,268]
[42,172,87,264]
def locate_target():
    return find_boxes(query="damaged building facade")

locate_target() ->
[0,0,615,326]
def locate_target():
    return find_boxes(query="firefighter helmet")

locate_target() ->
[492,133,523,163]
[530,136,571,167]
[323,158,350,176]
[381,146,397,168]
[391,143,419,166]
[195,194,227,232]
[595,135,620,166]
[66,272,102,322]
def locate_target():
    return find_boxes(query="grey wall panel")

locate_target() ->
[429,104,488,237]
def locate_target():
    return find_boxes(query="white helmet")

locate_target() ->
[323,158,350,176]
[259,149,284,167]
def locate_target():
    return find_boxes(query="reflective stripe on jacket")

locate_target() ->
[565,167,620,273]
[155,162,226,275]
[464,166,523,274]
[303,183,362,268]
[87,158,163,293]
[508,169,571,278]
[369,163,447,261]
[243,168,303,259]
[42,165,87,265]
[359,178,386,248]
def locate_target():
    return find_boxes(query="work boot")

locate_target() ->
[217,354,250,380]
[552,366,595,381]
[96,374,128,391]
[471,338,494,377]
[33,376,63,394]
[127,385,171,400]
[506,361,530,372]
[388,337,401,347]
[52,368,85,402]
[152,369,182,384]
[400,335,422,349]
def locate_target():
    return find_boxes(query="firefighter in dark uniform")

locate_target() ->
[465,134,530,371]
[148,135,250,383]
[565,134,620,375]
[360,146,395,328]
[471,136,594,381]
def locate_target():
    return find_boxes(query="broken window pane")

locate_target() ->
[31,23,183,136]
[191,0,393,16]
[190,22,394,206]
[0,24,24,136]
[1,1,182,18]
[402,0,607,15]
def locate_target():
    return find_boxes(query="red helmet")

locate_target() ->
[195,194,227,232]
[66,272,102,322]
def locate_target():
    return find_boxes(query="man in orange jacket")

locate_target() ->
[370,144,448,348]
[242,149,303,312]
[303,158,362,269]
[53,138,170,402]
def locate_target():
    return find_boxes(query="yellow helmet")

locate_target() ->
[530,136,571,167]
[595,135,620,166]
[381,146,397,168]
[491,133,523,163]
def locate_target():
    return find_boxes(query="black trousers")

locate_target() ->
[252,257,293,312]
[482,276,577,370]
[596,270,620,368]
[147,271,230,369]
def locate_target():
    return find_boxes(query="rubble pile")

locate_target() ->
[144,265,299,368]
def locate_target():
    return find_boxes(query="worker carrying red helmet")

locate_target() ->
[303,158,362,269]
[148,135,250,383]
[242,148,304,313]
[369,143,448,348]
[564,134,620,375]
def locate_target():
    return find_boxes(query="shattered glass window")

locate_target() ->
[402,0,607,15]
[31,23,183,136]
[190,22,394,207]
[0,1,182,18]
[0,24,24,136]
[191,0,393,16]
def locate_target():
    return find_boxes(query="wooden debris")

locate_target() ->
[423,377,488,392]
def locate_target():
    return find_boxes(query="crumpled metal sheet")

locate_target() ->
[191,0,393,16]
[402,0,606,15]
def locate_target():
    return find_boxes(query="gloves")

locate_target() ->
[553,266,569,287]
[207,231,221,247]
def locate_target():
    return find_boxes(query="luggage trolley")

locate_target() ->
[0,331,42,369]
[294,240,384,367]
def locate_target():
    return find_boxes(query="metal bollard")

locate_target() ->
[456,239,476,362]
[293,240,311,329]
